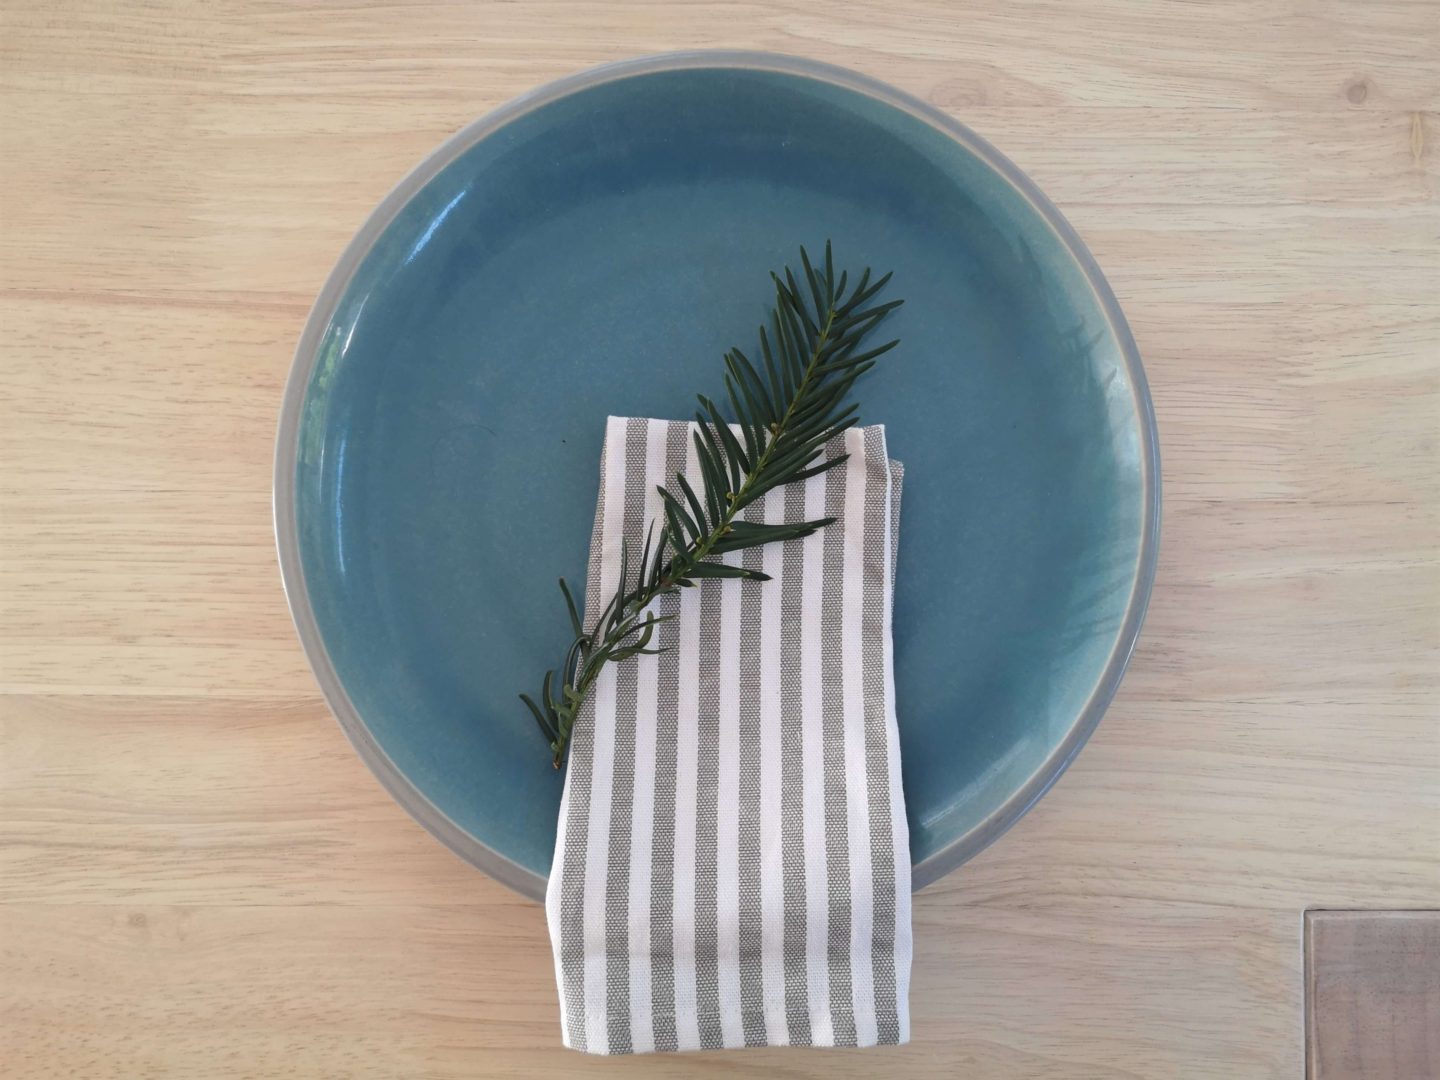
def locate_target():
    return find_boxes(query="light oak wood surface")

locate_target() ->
[2,3,1437,1077]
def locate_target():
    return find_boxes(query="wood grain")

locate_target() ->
[1306,911,1440,1080]
[2,2,1437,1077]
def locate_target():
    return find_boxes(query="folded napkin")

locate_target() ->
[547,415,910,1054]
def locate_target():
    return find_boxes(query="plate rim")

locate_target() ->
[273,49,1162,901]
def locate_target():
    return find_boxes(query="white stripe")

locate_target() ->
[714,556,744,1047]
[842,427,877,1046]
[580,416,628,1054]
[670,429,703,1052]
[624,419,667,1053]
[757,485,789,1044]
[799,466,832,1044]
[548,433,613,1049]
[547,732,572,1047]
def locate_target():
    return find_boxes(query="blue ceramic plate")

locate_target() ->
[275,52,1158,899]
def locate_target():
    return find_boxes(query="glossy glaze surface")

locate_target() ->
[277,53,1158,899]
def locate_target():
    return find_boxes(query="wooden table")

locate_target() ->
[3,4,1436,1077]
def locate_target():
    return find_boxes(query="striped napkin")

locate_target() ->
[546,416,911,1054]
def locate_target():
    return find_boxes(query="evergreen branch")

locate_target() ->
[524,243,902,768]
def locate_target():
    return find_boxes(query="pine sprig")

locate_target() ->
[522,243,902,767]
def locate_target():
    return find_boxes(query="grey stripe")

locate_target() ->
[736,492,769,1046]
[647,421,689,1052]
[862,428,900,1044]
[779,476,812,1044]
[557,429,615,1052]
[693,470,725,1050]
[604,418,651,1054]
[888,461,904,594]
[820,436,856,1046]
